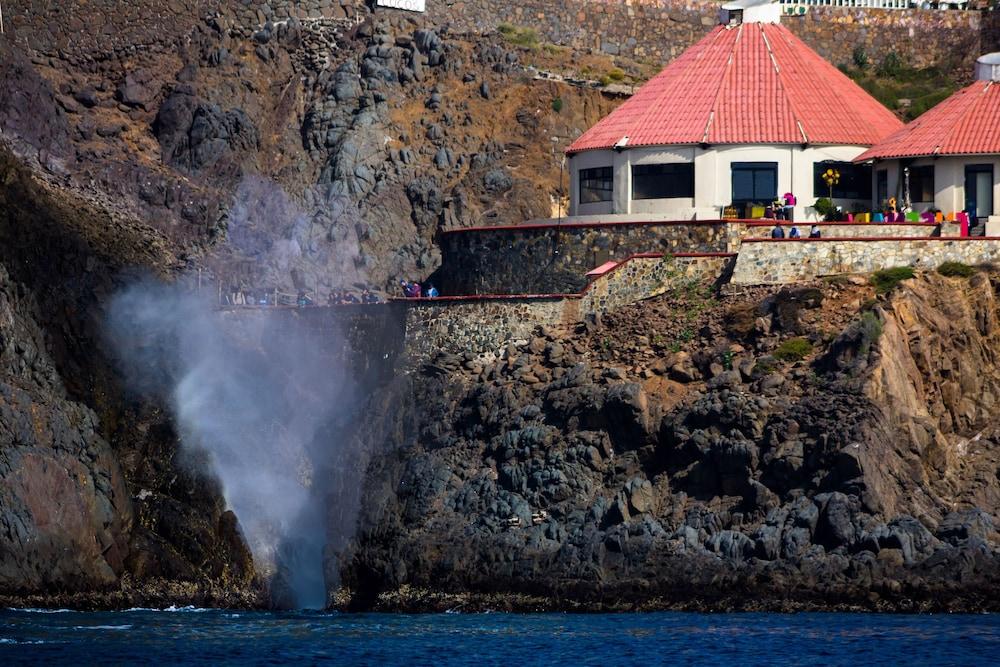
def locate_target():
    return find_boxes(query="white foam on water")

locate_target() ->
[6,608,73,613]
[122,606,211,613]
[73,625,133,631]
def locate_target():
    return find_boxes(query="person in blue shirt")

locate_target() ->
[788,225,801,239]
[771,223,785,239]
[426,284,440,298]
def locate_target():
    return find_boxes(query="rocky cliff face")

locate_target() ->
[3,2,1000,612]
[0,2,623,606]
[337,273,1000,611]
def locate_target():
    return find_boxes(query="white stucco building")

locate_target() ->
[855,53,1000,231]
[565,1,903,221]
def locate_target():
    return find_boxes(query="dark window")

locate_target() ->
[632,163,695,200]
[812,161,873,200]
[876,169,888,207]
[731,162,777,203]
[579,166,613,204]
[907,165,934,203]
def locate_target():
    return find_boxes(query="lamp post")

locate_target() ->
[1,2,5,35]
[552,135,565,224]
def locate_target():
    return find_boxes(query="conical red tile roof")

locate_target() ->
[567,22,903,154]
[856,81,1000,161]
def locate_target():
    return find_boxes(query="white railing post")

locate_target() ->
[1,2,5,35]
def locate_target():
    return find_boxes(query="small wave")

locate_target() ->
[122,605,210,613]
[73,625,133,631]
[0,638,59,644]
[6,608,73,614]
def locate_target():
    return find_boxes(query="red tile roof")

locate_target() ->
[856,81,1000,161]
[567,23,903,154]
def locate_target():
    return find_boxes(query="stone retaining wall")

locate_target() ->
[403,297,571,363]
[742,223,941,239]
[578,254,733,313]
[427,0,999,76]
[436,222,737,295]
[7,1,994,75]
[732,238,1000,285]
[408,253,729,361]
[2,0,362,60]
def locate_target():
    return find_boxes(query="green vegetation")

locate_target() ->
[774,337,814,362]
[551,97,564,113]
[876,51,902,78]
[813,197,835,221]
[870,266,915,294]
[937,261,976,278]
[598,67,629,87]
[498,23,540,50]
[839,58,959,122]
[852,46,870,71]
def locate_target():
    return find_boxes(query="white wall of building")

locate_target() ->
[568,143,870,220]
[867,156,1000,217]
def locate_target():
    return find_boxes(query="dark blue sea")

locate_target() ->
[1,608,997,665]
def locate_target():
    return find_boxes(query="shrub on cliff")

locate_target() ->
[774,337,813,362]
[870,267,915,294]
[937,261,976,278]
[498,23,540,50]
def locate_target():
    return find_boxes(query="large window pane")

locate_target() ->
[731,162,778,203]
[908,165,934,203]
[632,163,695,200]
[579,166,613,204]
[812,161,873,200]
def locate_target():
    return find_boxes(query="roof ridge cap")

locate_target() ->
[761,24,808,144]
[702,24,743,143]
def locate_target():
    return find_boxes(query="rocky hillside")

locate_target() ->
[1,5,629,295]
[338,270,1000,612]
[0,2,628,607]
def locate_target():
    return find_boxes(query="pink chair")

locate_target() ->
[957,211,970,236]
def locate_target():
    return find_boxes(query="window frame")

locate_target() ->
[731,162,778,204]
[812,161,873,201]
[631,162,695,200]
[907,164,935,203]
[578,166,613,205]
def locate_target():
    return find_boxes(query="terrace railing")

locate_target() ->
[779,0,974,9]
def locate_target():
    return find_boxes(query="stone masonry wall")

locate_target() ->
[436,221,736,295]
[741,223,942,239]
[427,0,1000,77]
[5,1,997,75]
[732,238,1000,285]
[407,253,730,362]
[578,254,732,313]
[2,0,362,60]
[403,297,571,363]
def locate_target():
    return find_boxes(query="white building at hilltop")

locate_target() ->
[565,0,903,221]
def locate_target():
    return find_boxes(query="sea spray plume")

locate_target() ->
[106,277,361,609]
[221,175,366,295]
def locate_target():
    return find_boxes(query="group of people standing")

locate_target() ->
[400,280,439,298]
[763,192,798,221]
[770,223,822,239]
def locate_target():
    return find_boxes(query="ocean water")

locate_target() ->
[1,608,997,666]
